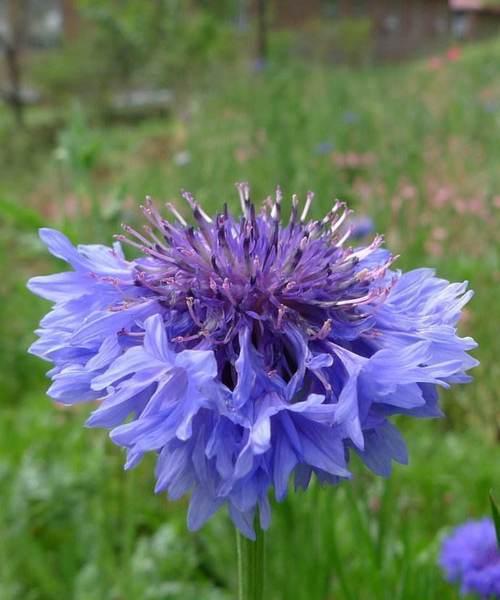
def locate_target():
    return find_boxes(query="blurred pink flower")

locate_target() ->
[431,186,454,208]
[400,183,417,200]
[428,56,444,71]
[432,227,447,241]
[425,240,443,257]
[332,152,376,169]
[446,46,462,62]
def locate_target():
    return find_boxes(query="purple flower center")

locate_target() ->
[117,184,394,390]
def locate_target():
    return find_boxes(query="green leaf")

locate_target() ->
[489,490,500,550]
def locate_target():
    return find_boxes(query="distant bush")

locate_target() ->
[281,16,373,66]
[334,17,373,65]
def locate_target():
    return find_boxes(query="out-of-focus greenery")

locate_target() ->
[285,16,373,66]
[333,17,373,65]
[29,1,242,115]
[0,9,499,598]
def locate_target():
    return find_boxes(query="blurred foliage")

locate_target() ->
[334,17,373,65]
[297,16,374,66]
[30,0,242,116]
[490,491,500,548]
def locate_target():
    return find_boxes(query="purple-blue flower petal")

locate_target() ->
[27,188,478,538]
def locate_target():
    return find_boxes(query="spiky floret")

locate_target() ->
[28,184,477,538]
[117,185,395,388]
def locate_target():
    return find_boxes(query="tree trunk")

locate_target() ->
[3,0,28,126]
[4,43,23,125]
[256,0,268,66]
[61,0,80,40]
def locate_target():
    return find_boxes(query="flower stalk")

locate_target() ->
[237,526,265,600]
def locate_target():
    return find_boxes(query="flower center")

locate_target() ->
[117,185,395,350]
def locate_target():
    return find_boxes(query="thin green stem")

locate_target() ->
[235,525,265,600]
[236,528,245,600]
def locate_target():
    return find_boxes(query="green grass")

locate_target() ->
[1,36,499,599]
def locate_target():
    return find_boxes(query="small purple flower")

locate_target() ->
[313,141,335,156]
[482,101,498,114]
[349,215,375,240]
[28,185,478,539]
[342,111,360,125]
[440,519,500,598]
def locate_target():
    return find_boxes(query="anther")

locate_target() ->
[186,296,203,327]
[271,186,282,221]
[277,304,286,328]
[165,202,187,226]
[300,191,314,222]
[289,194,299,226]
[236,182,251,218]
[222,278,237,305]
[335,227,352,248]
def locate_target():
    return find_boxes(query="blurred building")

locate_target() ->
[2,0,500,62]
[0,0,78,120]
[268,0,500,60]
[449,0,500,39]
[339,0,450,59]
[0,0,78,49]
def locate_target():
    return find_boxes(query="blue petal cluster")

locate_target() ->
[28,186,477,538]
[440,519,500,598]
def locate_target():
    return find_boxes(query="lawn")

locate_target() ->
[0,37,499,599]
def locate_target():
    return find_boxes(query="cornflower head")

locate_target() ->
[440,518,500,598]
[28,184,477,539]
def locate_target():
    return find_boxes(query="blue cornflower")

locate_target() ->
[440,519,500,598]
[349,215,375,240]
[342,111,360,125]
[313,141,335,156]
[28,185,477,539]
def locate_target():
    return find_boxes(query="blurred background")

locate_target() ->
[0,1,499,599]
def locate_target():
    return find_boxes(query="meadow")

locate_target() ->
[0,36,499,600]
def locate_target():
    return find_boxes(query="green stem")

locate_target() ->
[236,525,265,600]
[236,528,244,600]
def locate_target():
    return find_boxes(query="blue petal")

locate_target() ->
[229,504,256,540]
[187,488,223,531]
[259,495,271,530]
[91,346,160,390]
[306,353,334,370]
[39,228,83,267]
[85,335,122,371]
[233,327,257,409]
[272,423,297,501]
[155,442,195,498]
[86,383,152,427]
[27,272,91,302]
[143,314,174,362]
[71,301,158,346]
[175,348,218,383]
[47,366,99,403]
[294,415,350,478]
[356,421,408,476]
[330,344,366,449]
